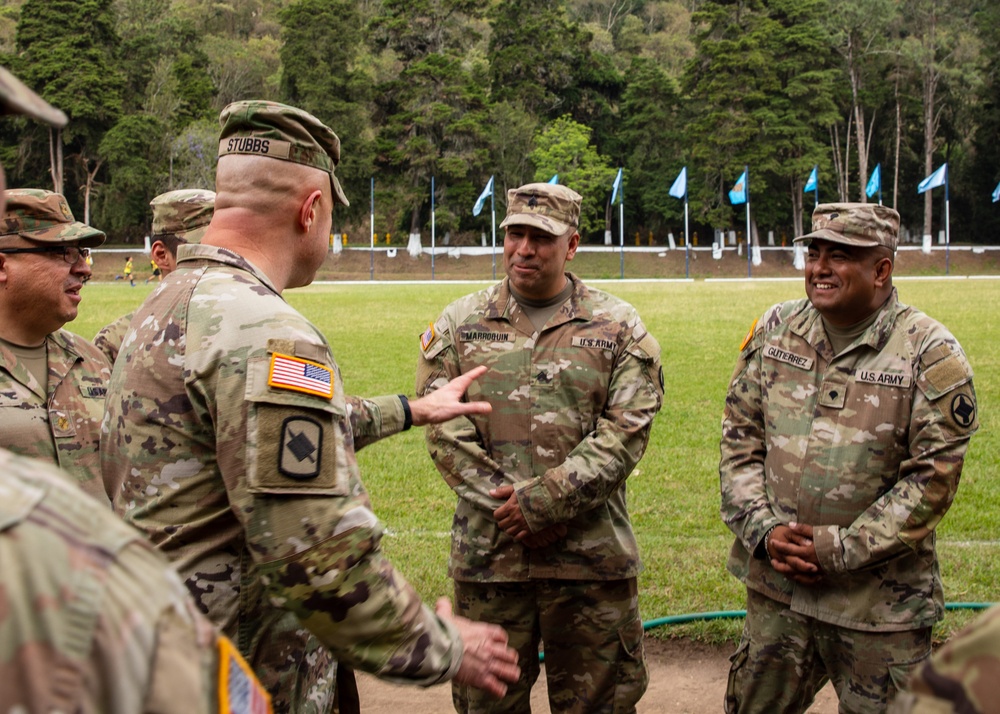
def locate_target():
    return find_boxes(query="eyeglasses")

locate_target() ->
[0,245,91,264]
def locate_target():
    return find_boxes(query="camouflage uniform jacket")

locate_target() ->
[94,311,132,363]
[416,274,663,582]
[721,289,978,632]
[891,604,1000,713]
[0,448,253,713]
[101,244,462,712]
[0,328,112,503]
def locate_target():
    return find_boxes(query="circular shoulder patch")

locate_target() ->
[950,392,976,429]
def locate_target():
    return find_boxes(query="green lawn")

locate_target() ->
[78,276,999,644]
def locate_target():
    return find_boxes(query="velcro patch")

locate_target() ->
[950,391,977,429]
[217,636,272,714]
[420,322,436,352]
[268,353,333,399]
[279,416,323,479]
[923,353,969,395]
[458,329,514,342]
[572,336,616,351]
[218,136,292,162]
[856,369,911,388]
[762,344,814,370]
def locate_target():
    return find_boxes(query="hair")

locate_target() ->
[873,245,895,265]
[154,234,186,257]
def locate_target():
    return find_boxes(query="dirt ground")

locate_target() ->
[355,637,839,713]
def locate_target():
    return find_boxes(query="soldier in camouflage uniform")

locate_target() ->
[101,100,519,714]
[0,64,271,714]
[416,183,664,713]
[891,605,1000,714]
[0,447,273,713]
[720,203,978,713]
[94,188,215,362]
[0,187,113,504]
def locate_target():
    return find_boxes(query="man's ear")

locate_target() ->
[565,231,580,261]
[873,254,894,287]
[150,241,173,269]
[298,190,323,232]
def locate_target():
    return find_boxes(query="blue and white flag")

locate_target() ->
[729,169,747,205]
[611,167,623,204]
[917,163,947,194]
[866,164,881,198]
[473,175,494,216]
[803,166,817,193]
[669,167,687,199]
[992,180,1000,203]
[547,174,559,184]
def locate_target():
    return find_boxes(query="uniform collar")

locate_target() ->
[792,288,900,357]
[487,272,593,325]
[176,243,281,296]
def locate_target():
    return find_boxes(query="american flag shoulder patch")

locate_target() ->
[420,322,436,352]
[268,352,334,398]
[217,636,272,714]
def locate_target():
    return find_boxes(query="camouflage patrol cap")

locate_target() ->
[795,202,899,251]
[499,182,582,236]
[217,100,349,207]
[1,189,105,247]
[0,66,67,127]
[150,188,215,244]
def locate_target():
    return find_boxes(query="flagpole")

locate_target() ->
[745,165,751,279]
[431,176,436,280]
[619,179,625,279]
[369,177,374,281]
[813,165,818,207]
[684,189,690,280]
[945,168,950,275]
[490,182,496,281]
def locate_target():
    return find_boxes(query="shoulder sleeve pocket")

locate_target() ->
[245,355,348,496]
[917,348,973,400]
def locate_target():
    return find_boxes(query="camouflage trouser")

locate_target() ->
[452,578,647,714]
[243,609,337,713]
[726,589,931,714]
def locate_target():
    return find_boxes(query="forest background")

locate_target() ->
[1,0,998,250]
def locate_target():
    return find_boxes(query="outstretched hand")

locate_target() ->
[410,366,492,426]
[436,598,520,698]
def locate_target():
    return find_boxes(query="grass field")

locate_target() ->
[76,276,999,644]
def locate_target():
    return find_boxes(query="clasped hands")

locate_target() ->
[766,522,824,585]
[490,484,567,549]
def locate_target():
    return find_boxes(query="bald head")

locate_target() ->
[214,154,328,216]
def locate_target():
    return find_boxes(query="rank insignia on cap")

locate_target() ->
[217,636,273,714]
[740,318,758,351]
[268,353,333,398]
[279,416,322,479]
[420,322,436,352]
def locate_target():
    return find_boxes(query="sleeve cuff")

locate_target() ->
[368,395,407,436]
[813,525,846,574]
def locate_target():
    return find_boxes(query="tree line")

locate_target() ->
[1,0,997,246]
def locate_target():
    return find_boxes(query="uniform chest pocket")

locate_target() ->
[818,376,848,409]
